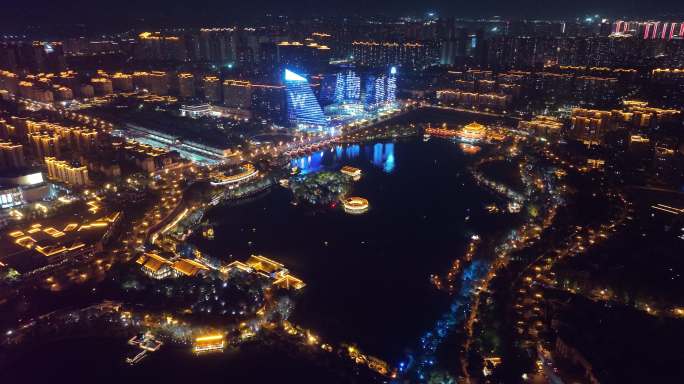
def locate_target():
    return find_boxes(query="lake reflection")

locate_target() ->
[291,142,396,175]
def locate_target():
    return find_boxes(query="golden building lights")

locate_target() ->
[652,68,684,79]
[177,73,195,98]
[193,334,226,354]
[136,252,211,279]
[7,211,120,259]
[209,163,258,186]
[202,76,221,103]
[459,122,487,142]
[343,196,370,214]
[0,141,26,169]
[272,274,306,290]
[91,77,113,95]
[136,252,174,279]
[436,89,510,109]
[29,132,61,159]
[570,101,680,144]
[111,72,134,92]
[340,165,362,178]
[133,71,170,96]
[518,116,563,140]
[44,156,90,186]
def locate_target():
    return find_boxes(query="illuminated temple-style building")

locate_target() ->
[221,255,306,290]
[458,122,487,142]
[425,122,487,143]
[136,252,210,279]
[284,69,328,131]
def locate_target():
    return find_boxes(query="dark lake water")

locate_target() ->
[5,337,360,384]
[191,137,517,363]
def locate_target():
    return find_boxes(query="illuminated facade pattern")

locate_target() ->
[318,74,339,105]
[364,68,396,109]
[284,69,328,129]
[344,71,361,101]
[334,74,345,103]
[364,75,387,110]
[330,70,362,103]
[386,73,397,103]
[350,41,431,68]
[374,76,387,104]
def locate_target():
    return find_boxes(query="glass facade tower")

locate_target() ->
[284,69,328,130]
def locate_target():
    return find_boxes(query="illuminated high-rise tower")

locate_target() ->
[364,74,388,110]
[374,76,386,104]
[330,70,361,103]
[386,66,397,103]
[333,74,345,103]
[344,70,361,101]
[284,69,328,130]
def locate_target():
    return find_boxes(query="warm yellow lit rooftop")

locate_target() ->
[195,334,224,342]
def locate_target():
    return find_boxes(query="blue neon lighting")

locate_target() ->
[284,69,306,81]
[334,74,345,103]
[344,70,361,101]
[386,75,397,103]
[284,69,328,129]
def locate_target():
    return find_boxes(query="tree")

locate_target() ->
[428,370,455,384]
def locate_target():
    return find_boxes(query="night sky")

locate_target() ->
[3,0,684,30]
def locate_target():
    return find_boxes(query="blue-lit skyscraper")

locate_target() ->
[363,67,397,110]
[344,70,361,101]
[284,69,328,130]
[331,70,361,103]
[333,74,345,103]
[364,74,388,110]
[387,67,397,103]
[364,75,376,109]
[375,76,386,104]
